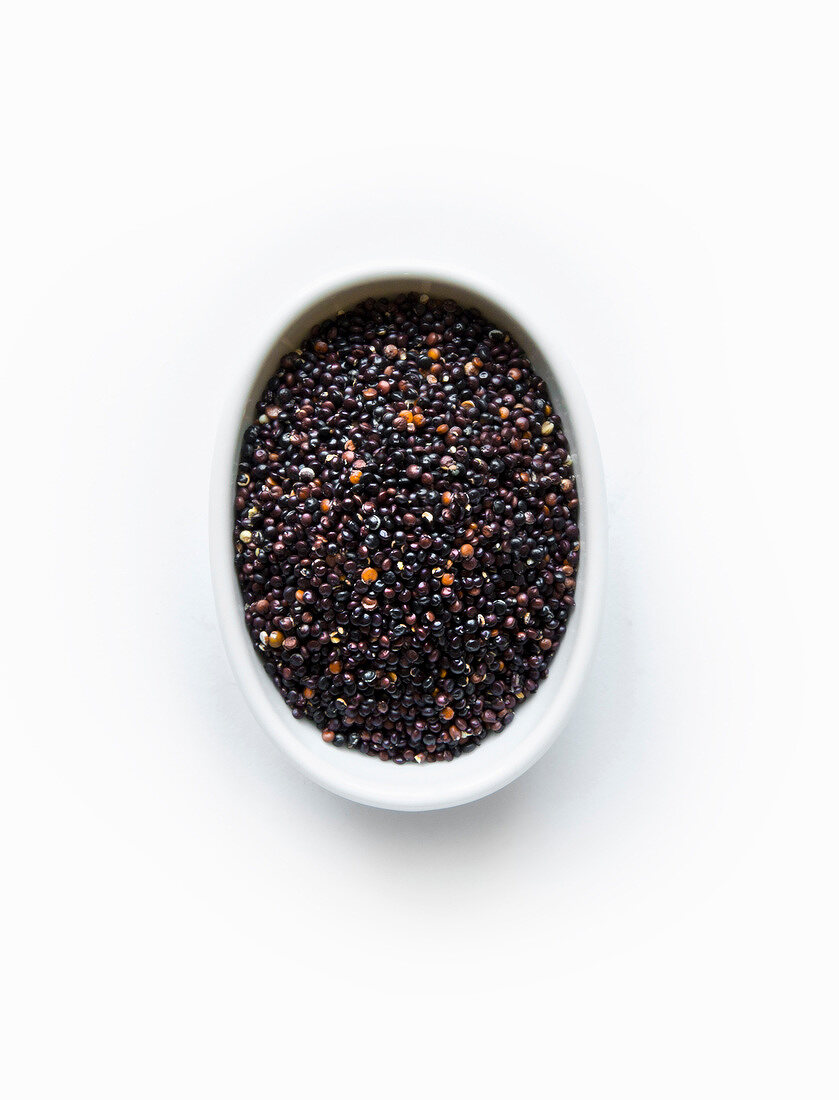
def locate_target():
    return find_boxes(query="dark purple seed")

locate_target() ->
[234,293,580,763]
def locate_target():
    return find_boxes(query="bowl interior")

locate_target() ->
[212,272,605,810]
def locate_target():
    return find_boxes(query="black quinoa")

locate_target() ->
[234,293,579,763]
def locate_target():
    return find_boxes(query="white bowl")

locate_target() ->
[210,269,607,811]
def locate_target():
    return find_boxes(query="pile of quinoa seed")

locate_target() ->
[234,293,579,763]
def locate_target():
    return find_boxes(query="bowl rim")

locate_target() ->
[209,265,607,810]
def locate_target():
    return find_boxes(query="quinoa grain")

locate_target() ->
[234,293,580,762]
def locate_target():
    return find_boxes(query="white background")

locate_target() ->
[2,2,837,1096]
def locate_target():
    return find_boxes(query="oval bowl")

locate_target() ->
[210,269,606,810]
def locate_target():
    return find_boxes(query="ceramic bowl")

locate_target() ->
[210,269,606,810]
